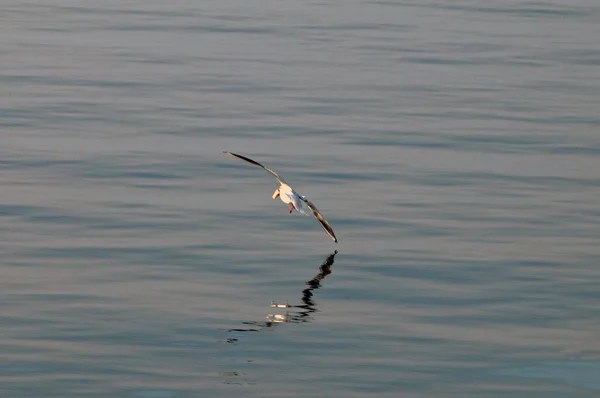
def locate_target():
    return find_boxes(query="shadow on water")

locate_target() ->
[226,250,338,340]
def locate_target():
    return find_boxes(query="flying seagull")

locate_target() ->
[224,151,338,243]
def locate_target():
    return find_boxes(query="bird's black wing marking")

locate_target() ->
[300,197,338,243]
[223,151,287,185]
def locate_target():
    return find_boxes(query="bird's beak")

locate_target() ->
[272,189,280,199]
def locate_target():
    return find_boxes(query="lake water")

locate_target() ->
[2,1,600,397]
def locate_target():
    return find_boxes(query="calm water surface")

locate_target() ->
[2,1,600,397]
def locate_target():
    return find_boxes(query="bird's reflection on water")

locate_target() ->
[226,250,338,340]
[268,249,337,324]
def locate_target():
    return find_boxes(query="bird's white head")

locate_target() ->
[272,188,280,199]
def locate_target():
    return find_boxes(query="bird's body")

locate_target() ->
[224,151,338,243]
[274,183,308,215]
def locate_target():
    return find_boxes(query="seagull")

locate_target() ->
[224,151,338,243]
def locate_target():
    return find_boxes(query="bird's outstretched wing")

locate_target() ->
[300,197,338,243]
[224,151,287,185]
[225,151,338,243]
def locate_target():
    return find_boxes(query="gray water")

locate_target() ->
[2,1,600,397]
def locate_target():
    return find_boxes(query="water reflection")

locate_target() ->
[268,250,338,324]
[226,250,338,338]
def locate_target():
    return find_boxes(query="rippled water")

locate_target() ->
[2,1,600,397]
